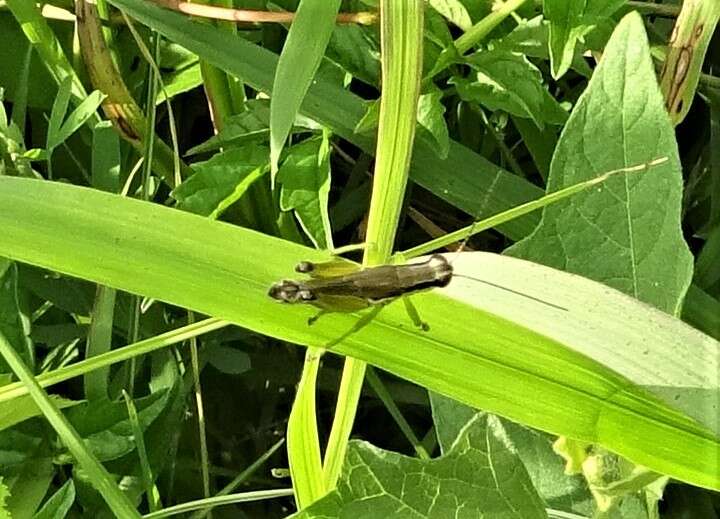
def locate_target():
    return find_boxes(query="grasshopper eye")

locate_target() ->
[268,281,300,302]
[295,261,315,274]
[299,289,315,301]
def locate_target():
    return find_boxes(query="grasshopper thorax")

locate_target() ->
[268,280,315,303]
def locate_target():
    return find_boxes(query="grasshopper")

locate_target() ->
[268,254,452,328]
[267,252,562,330]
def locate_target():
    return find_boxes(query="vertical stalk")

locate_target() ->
[322,0,424,490]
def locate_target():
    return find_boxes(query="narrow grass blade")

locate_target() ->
[287,349,325,508]
[270,0,340,177]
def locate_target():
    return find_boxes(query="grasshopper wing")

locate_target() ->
[295,258,360,278]
[307,293,370,312]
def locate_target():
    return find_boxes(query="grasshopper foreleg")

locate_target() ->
[308,309,328,326]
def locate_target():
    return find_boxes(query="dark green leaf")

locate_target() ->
[291,414,546,518]
[206,344,251,375]
[61,391,170,462]
[0,260,32,371]
[91,121,120,193]
[455,49,568,127]
[278,137,333,249]
[185,109,269,156]
[173,145,269,218]
[544,0,625,79]
[327,24,380,87]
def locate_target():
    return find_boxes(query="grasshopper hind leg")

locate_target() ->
[402,297,430,332]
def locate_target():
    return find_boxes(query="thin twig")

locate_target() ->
[150,0,376,25]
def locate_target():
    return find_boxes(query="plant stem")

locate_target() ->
[321,0,424,491]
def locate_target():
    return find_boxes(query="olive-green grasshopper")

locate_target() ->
[268,253,452,329]
[268,157,669,328]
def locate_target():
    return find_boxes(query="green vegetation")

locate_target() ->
[0,0,718,517]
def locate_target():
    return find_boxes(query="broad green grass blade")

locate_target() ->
[0,332,142,518]
[0,177,718,490]
[362,0,423,264]
[270,0,340,177]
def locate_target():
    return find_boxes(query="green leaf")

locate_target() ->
[185,108,269,156]
[290,414,547,518]
[205,344,250,375]
[91,121,120,194]
[172,145,269,218]
[431,394,594,515]
[507,11,693,316]
[278,137,333,250]
[0,331,141,517]
[5,453,54,519]
[61,390,171,462]
[46,76,73,152]
[270,0,341,176]
[544,0,625,79]
[19,266,94,316]
[0,177,717,489]
[0,393,79,432]
[288,350,325,508]
[454,50,568,128]
[156,62,202,105]
[417,88,450,159]
[326,24,380,87]
[493,15,593,78]
[50,90,105,151]
[0,260,32,371]
[32,479,75,519]
[428,0,472,31]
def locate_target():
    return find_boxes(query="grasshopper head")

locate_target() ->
[428,254,453,287]
[268,280,316,303]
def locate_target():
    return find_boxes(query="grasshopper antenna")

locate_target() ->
[448,223,568,311]
[451,272,569,311]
